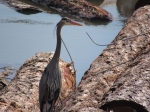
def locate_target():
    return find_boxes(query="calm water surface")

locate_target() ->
[0,0,136,84]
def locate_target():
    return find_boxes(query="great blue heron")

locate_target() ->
[39,17,82,112]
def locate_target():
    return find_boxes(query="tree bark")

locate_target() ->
[56,6,150,112]
[100,43,150,112]
[3,0,113,20]
[2,0,43,14]
[0,52,75,112]
[27,0,114,20]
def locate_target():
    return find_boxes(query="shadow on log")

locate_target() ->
[0,52,75,111]
[135,0,150,10]
[56,5,150,112]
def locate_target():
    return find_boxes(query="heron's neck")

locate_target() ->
[52,24,62,64]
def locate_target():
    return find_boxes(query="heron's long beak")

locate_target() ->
[70,21,82,26]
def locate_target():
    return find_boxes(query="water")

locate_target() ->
[0,0,137,84]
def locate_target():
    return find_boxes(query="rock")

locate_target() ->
[0,52,75,112]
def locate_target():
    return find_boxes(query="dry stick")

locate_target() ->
[86,31,150,46]
[122,31,150,41]
[61,38,76,88]
[86,32,110,46]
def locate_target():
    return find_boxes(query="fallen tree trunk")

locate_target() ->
[100,43,150,112]
[0,66,17,91]
[0,52,75,112]
[0,67,9,91]
[3,0,43,14]
[56,5,150,112]
[3,0,113,20]
[26,0,114,20]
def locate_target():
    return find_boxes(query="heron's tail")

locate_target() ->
[40,89,60,112]
[40,101,54,112]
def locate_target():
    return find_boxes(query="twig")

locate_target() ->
[61,38,76,88]
[86,31,150,46]
[86,32,110,46]
[122,32,150,41]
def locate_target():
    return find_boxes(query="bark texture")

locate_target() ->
[0,52,75,112]
[56,6,150,112]
[0,66,17,91]
[29,0,113,20]
[2,0,42,14]
[100,43,150,112]
[3,0,113,20]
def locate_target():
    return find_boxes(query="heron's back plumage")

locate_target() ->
[39,62,61,112]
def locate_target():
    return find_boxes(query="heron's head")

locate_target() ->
[57,17,82,27]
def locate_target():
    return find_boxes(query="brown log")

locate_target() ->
[29,0,114,20]
[100,0,116,7]
[100,43,150,112]
[0,66,17,91]
[0,68,9,91]
[56,6,150,111]
[3,0,43,14]
[3,0,113,23]
[0,52,75,111]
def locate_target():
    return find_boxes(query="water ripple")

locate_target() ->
[0,19,53,25]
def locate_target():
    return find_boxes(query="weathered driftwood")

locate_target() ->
[0,68,9,91]
[56,6,150,111]
[0,52,75,111]
[3,0,43,14]
[28,0,113,20]
[3,0,114,20]
[100,44,150,112]
[0,66,17,91]
[100,0,116,7]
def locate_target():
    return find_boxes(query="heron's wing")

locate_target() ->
[39,65,61,111]
[47,65,61,100]
[39,68,48,105]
